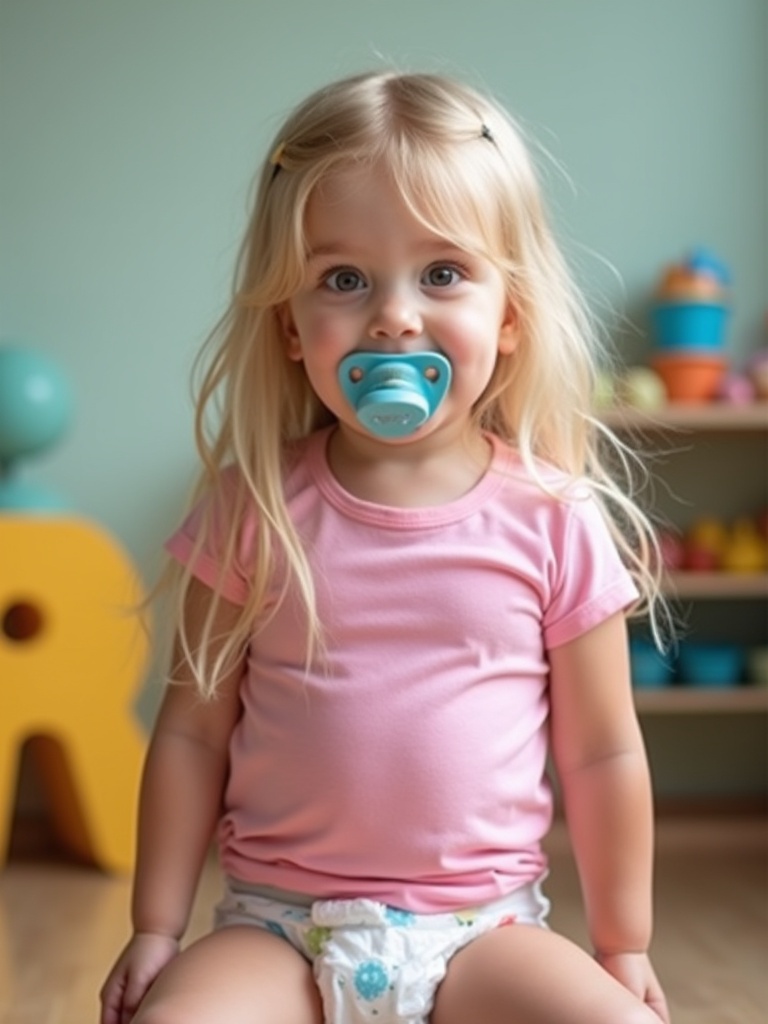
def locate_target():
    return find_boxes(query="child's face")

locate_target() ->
[281,165,517,443]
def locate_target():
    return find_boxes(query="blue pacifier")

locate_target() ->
[338,351,452,439]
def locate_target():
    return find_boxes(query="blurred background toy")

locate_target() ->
[618,365,667,410]
[716,372,756,404]
[683,516,728,571]
[629,637,675,688]
[720,518,768,573]
[677,641,746,688]
[650,247,731,402]
[0,344,147,872]
[0,345,74,510]
[747,647,768,686]
[746,347,768,399]
[682,513,768,572]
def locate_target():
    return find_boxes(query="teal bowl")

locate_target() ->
[630,639,674,688]
[677,642,745,687]
[652,302,729,351]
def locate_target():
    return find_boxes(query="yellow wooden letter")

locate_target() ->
[0,517,148,872]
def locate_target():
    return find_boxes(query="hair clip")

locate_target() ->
[269,141,286,167]
[269,141,286,181]
[480,123,495,144]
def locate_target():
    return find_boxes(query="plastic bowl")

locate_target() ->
[629,639,675,688]
[652,302,729,351]
[651,353,727,403]
[677,642,745,688]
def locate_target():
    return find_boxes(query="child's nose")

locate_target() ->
[367,287,423,341]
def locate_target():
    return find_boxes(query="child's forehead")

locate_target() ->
[308,164,400,212]
[304,160,496,255]
[302,168,443,252]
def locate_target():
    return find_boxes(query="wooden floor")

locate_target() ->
[0,816,765,1023]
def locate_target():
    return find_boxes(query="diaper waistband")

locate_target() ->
[221,875,550,930]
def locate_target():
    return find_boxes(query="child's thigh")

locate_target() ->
[132,925,323,1024]
[431,925,657,1024]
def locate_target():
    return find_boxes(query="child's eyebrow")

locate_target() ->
[305,244,347,259]
[306,240,470,261]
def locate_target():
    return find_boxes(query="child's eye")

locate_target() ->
[422,264,463,288]
[324,268,366,292]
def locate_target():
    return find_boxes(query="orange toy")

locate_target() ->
[0,517,148,872]
[721,519,768,573]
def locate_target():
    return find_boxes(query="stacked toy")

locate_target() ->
[650,248,731,402]
[0,345,147,872]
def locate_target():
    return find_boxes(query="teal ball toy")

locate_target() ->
[0,346,74,510]
[0,347,74,464]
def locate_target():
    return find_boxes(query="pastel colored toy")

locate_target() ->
[721,519,768,573]
[677,641,745,688]
[0,516,148,871]
[629,638,674,688]
[650,250,732,398]
[746,348,768,399]
[0,346,147,871]
[651,353,727,403]
[619,366,666,410]
[683,517,728,571]
[717,373,756,404]
[0,346,74,510]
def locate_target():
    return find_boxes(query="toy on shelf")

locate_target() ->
[629,635,749,690]
[650,248,731,402]
[629,638,675,688]
[746,347,768,399]
[721,519,768,573]
[683,517,728,572]
[0,345,147,872]
[617,366,667,411]
[677,642,745,688]
[680,514,768,573]
[0,346,74,510]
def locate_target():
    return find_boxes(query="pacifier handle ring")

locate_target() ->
[338,351,452,439]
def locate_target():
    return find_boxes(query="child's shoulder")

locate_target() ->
[488,432,591,506]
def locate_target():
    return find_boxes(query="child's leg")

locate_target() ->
[431,925,660,1024]
[132,926,323,1024]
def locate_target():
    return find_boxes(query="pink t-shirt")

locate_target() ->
[167,427,637,912]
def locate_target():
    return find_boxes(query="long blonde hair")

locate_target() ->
[174,70,667,697]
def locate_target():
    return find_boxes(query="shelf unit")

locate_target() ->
[665,571,767,599]
[633,687,768,715]
[601,403,767,432]
[602,402,767,717]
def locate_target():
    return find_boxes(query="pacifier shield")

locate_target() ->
[338,352,452,439]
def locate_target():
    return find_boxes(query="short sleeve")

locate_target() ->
[542,491,639,650]
[165,470,252,606]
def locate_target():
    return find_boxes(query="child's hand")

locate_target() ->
[596,951,670,1023]
[99,932,180,1024]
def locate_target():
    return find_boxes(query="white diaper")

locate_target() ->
[214,879,549,1023]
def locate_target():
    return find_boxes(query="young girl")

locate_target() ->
[101,71,671,1024]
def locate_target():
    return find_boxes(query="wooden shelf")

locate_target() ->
[665,571,768,599]
[600,403,768,432]
[634,686,768,714]
[606,400,767,738]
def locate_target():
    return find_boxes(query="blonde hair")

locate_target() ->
[173,70,668,698]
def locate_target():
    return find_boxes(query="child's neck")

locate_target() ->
[326,423,492,508]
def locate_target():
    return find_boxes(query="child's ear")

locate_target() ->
[498,302,519,356]
[276,303,303,361]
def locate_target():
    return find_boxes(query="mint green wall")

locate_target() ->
[1,1,766,794]
[2,0,765,568]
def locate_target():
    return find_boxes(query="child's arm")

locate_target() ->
[100,577,244,1024]
[548,612,670,1023]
